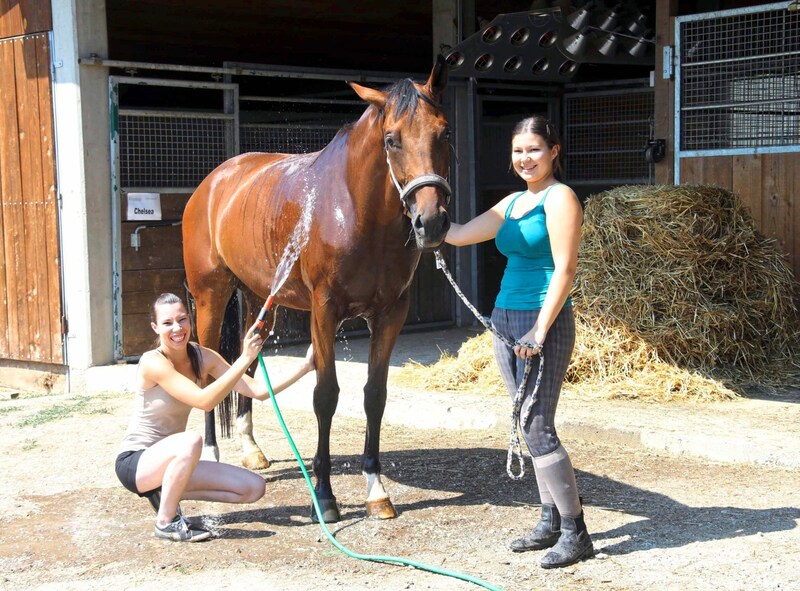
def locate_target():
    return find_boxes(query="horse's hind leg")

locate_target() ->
[361,296,409,519]
[237,288,272,470]
[188,272,236,462]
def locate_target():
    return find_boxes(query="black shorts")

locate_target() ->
[115,450,160,497]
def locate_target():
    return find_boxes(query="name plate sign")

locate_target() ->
[127,193,162,221]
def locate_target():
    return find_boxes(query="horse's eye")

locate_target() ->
[441,128,451,142]
[385,134,401,150]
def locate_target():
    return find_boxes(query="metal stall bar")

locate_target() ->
[563,82,655,185]
[674,2,800,182]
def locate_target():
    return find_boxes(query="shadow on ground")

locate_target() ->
[206,446,800,555]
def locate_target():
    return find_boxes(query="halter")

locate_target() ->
[383,90,452,212]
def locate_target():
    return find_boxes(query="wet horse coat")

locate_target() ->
[182,59,451,520]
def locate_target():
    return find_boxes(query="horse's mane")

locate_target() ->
[323,78,422,154]
[385,78,421,119]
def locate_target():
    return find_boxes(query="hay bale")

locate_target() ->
[397,185,800,401]
[575,185,800,388]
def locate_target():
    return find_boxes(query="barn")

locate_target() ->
[0,0,798,392]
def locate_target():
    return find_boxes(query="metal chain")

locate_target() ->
[434,250,543,480]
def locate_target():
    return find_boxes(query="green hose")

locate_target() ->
[257,353,505,591]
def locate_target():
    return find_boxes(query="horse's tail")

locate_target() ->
[216,289,244,438]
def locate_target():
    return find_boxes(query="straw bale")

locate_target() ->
[397,185,800,401]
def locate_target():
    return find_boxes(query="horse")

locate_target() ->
[182,57,451,522]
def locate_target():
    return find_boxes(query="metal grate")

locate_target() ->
[239,124,340,154]
[679,6,800,151]
[563,87,654,183]
[119,114,232,187]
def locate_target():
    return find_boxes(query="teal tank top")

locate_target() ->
[494,184,572,310]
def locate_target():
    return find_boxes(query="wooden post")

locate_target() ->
[654,0,678,184]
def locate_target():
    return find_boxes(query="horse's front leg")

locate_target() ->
[310,293,341,522]
[362,295,409,519]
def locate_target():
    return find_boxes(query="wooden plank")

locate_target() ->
[761,153,782,248]
[123,311,157,356]
[17,34,50,362]
[791,153,800,285]
[0,1,23,39]
[773,153,796,280]
[654,0,678,184]
[0,0,52,38]
[699,155,732,191]
[120,223,184,271]
[732,153,763,229]
[1,39,27,360]
[35,34,62,363]
[20,0,52,34]
[123,268,186,293]
[678,157,701,185]
[0,39,14,357]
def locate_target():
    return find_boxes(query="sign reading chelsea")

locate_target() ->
[127,193,162,221]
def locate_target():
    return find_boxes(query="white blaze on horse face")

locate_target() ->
[363,470,390,501]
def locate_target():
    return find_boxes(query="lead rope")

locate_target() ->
[433,250,543,480]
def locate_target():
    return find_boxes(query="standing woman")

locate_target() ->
[115,292,315,542]
[444,116,592,568]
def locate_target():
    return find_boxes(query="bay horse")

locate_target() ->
[182,58,451,522]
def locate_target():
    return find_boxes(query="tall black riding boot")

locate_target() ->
[510,504,561,552]
[540,511,594,569]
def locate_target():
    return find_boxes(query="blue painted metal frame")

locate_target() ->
[673,1,797,183]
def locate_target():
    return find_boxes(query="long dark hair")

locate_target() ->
[151,292,202,381]
[512,115,564,180]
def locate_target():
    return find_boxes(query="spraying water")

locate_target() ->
[270,185,318,297]
[256,184,317,328]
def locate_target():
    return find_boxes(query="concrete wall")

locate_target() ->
[51,0,112,390]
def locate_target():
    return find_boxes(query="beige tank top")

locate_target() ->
[118,365,196,454]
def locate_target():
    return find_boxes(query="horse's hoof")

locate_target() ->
[366,498,398,519]
[311,498,341,523]
[242,451,270,470]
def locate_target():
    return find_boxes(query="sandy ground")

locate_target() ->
[1,331,799,591]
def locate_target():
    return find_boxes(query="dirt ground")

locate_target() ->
[1,342,799,591]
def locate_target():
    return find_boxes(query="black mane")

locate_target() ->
[385,78,421,118]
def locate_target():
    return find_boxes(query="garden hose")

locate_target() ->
[256,352,505,591]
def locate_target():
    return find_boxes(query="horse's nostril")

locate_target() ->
[413,214,424,230]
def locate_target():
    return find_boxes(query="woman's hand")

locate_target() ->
[514,327,546,360]
[240,322,264,363]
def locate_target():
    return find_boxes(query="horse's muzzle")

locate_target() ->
[412,209,450,250]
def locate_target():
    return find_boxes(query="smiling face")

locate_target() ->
[511,131,559,187]
[151,301,191,352]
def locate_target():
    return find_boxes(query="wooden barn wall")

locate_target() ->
[0,33,63,363]
[0,0,51,40]
[121,193,187,357]
[679,154,800,284]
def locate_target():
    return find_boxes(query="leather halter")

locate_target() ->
[383,90,452,211]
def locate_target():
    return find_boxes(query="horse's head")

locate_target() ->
[349,57,452,250]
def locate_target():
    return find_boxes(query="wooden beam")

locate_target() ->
[654,0,678,184]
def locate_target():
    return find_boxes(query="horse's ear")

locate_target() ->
[348,81,387,109]
[426,54,448,98]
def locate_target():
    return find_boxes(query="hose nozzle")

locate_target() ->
[255,295,276,330]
